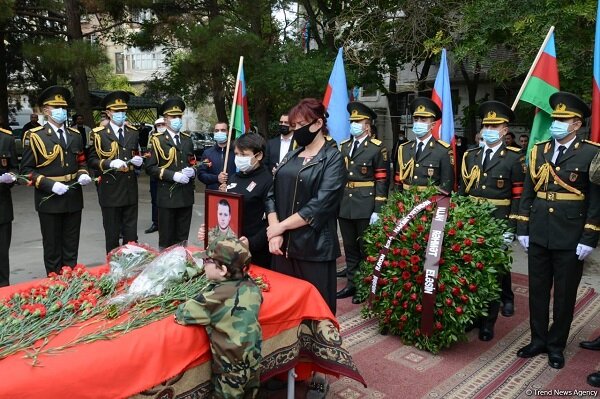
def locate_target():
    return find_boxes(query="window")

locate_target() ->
[115,53,124,74]
[124,48,165,71]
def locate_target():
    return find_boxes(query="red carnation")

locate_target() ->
[399,260,408,269]
[420,215,428,222]
[397,202,405,212]
[400,248,410,257]
[382,291,389,298]
[462,254,473,262]
[410,232,418,239]
[476,237,485,244]
[400,314,408,322]
[468,218,476,225]
[425,205,433,212]
[378,278,388,286]
[410,255,420,264]
[415,274,424,285]
[367,256,377,263]
[456,220,464,229]
[448,228,456,236]
[450,265,459,273]
[383,260,390,268]
[438,257,445,265]
[476,262,484,270]
[385,309,393,316]
[417,224,425,232]
[411,265,419,273]
[424,233,430,241]
[410,293,417,301]
[402,301,409,309]
[376,242,382,248]
[437,309,443,316]
[400,235,408,242]
[449,202,456,209]
[458,277,466,285]
[415,328,421,336]
[415,304,423,312]
[463,238,473,247]
[403,282,413,291]
[392,277,399,283]
[455,307,464,315]
[393,248,402,256]
[412,243,421,251]
[438,283,446,292]
[435,322,443,330]
[401,271,411,281]
[392,300,399,307]
[468,283,478,292]
[460,295,469,303]
[451,287,461,296]
[451,243,461,253]
[364,276,373,283]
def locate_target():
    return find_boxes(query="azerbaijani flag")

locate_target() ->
[323,47,350,143]
[519,30,559,154]
[431,48,455,145]
[591,0,600,142]
[232,61,250,138]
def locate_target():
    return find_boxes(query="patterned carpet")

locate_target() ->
[326,273,600,399]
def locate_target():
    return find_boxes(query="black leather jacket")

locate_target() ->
[265,143,347,261]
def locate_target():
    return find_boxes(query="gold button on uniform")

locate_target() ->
[482,185,486,189]
[556,166,561,171]
[549,208,554,213]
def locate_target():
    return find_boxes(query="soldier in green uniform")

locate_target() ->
[460,101,525,341]
[0,127,18,286]
[20,86,92,275]
[175,237,262,399]
[207,199,237,245]
[515,92,600,370]
[88,91,143,253]
[337,102,388,304]
[146,98,196,249]
[394,97,454,193]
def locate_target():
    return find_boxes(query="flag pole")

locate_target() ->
[223,56,244,179]
[511,26,555,111]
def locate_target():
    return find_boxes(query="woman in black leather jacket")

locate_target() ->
[265,98,347,314]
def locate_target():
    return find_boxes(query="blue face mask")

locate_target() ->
[50,108,67,125]
[478,139,485,148]
[350,122,364,137]
[481,128,501,145]
[111,111,126,126]
[170,118,183,133]
[412,122,430,138]
[549,120,571,140]
[214,131,227,143]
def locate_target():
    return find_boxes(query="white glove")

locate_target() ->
[369,212,379,225]
[503,232,515,245]
[173,172,190,184]
[51,182,69,195]
[109,159,128,169]
[0,173,16,184]
[517,235,529,252]
[130,155,143,167]
[576,243,594,260]
[181,167,195,178]
[77,174,92,186]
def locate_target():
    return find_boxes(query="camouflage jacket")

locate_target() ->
[175,277,263,374]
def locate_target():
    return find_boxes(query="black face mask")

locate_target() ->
[278,125,290,135]
[293,119,318,147]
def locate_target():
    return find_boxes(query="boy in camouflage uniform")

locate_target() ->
[175,237,263,399]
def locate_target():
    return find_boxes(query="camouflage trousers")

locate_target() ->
[212,369,260,399]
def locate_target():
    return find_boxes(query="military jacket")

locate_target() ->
[20,123,88,213]
[394,138,454,193]
[88,124,139,207]
[516,138,600,249]
[460,144,525,226]
[208,226,237,246]
[175,278,263,374]
[339,136,388,219]
[0,128,17,224]
[145,131,195,208]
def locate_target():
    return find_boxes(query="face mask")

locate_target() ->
[279,125,290,135]
[214,132,227,143]
[294,119,318,147]
[50,108,67,125]
[549,120,571,140]
[478,140,485,148]
[481,128,501,145]
[350,122,364,137]
[156,126,167,133]
[169,118,182,133]
[112,111,126,126]
[235,154,256,172]
[412,121,430,138]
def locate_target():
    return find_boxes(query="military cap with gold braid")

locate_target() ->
[159,98,185,116]
[347,101,377,121]
[102,90,130,111]
[37,86,71,107]
[479,100,514,125]
[410,97,442,121]
[549,91,591,119]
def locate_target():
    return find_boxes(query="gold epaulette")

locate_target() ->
[340,138,351,145]
[68,127,80,134]
[465,147,480,153]
[29,126,44,133]
[370,138,382,146]
[0,127,12,135]
[126,124,138,131]
[325,135,333,141]
[506,146,521,153]
[437,140,450,148]
[180,132,190,137]
[92,126,105,133]
[584,140,600,147]
[151,132,162,137]
[536,139,551,146]
[399,140,411,147]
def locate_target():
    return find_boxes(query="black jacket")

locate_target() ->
[0,129,17,224]
[265,143,346,261]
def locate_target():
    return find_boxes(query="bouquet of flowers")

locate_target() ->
[355,187,511,353]
[105,243,158,284]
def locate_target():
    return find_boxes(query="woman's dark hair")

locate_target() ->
[234,133,266,159]
[288,98,329,135]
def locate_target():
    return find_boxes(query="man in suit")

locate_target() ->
[264,114,293,174]
[337,102,388,304]
[460,101,525,341]
[0,126,18,286]
[20,86,92,275]
[394,97,454,193]
[515,91,600,369]
[88,91,143,253]
[197,122,236,190]
[146,98,196,249]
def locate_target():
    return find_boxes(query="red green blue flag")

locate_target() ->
[591,1,600,142]
[232,64,250,138]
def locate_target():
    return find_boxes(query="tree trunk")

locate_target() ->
[416,56,433,92]
[0,30,9,129]
[64,0,94,127]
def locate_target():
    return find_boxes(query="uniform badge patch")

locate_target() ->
[497,179,504,188]
[1,159,6,167]
[361,166,368,174]
[570,173,578,182]
[427,168,434,177]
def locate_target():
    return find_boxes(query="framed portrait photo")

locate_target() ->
[204,190,244,248]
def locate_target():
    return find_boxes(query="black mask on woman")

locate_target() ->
[279,125,290,135]
[293,119,319,147]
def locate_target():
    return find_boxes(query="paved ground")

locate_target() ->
[8,175,600,290]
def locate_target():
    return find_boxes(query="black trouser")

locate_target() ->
[150,178,158,225]
[480,274,504,329]
[338,217,370,289]
[38,211,82,275]
[101,204,138,253]
[158,206,193,249]
[0,222,11,287]
[528,242,583,352]
[501,272,514,303]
